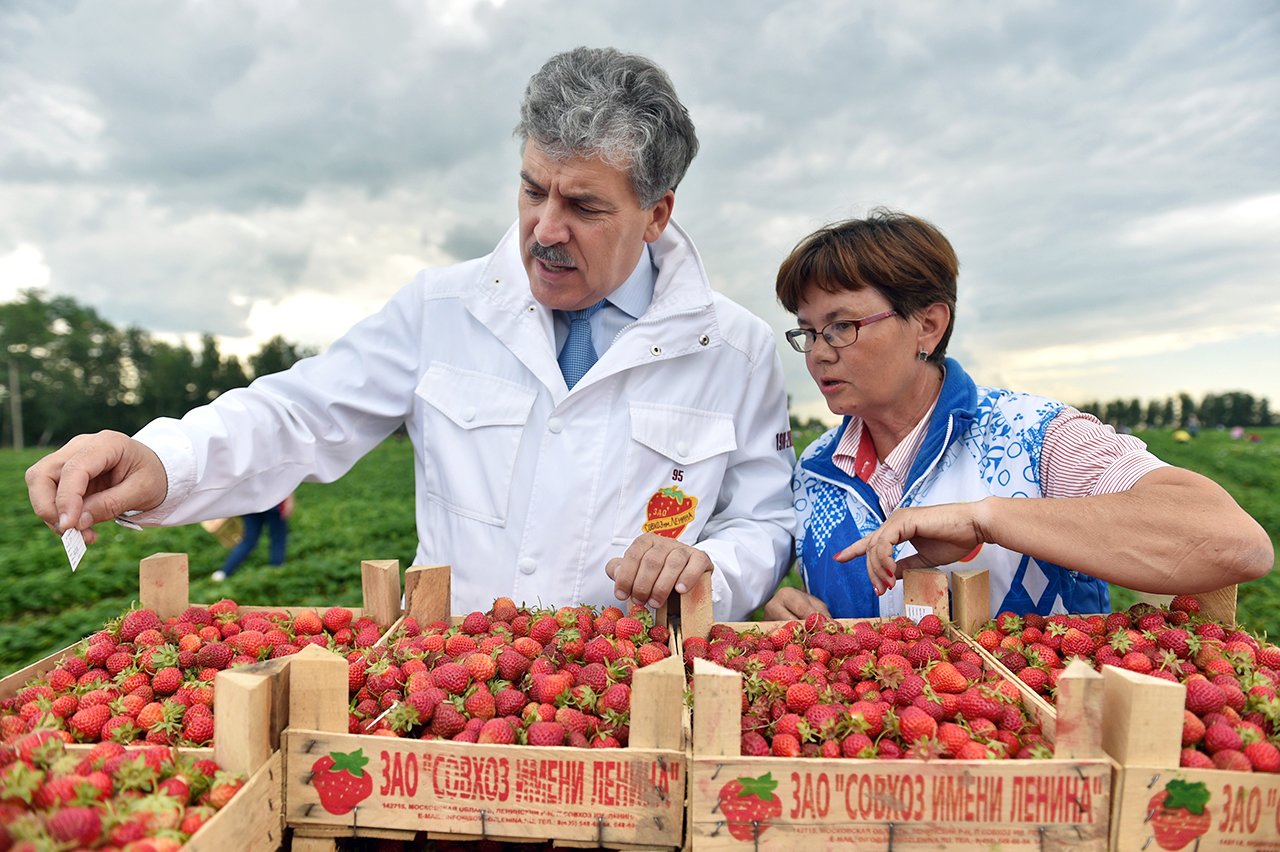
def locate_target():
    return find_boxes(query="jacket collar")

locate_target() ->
[475,218,715,319]
[801,357,979,503]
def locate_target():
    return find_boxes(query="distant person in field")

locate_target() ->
[25,47,796,621]
[212,493,295,583]
[764,210,1273,620]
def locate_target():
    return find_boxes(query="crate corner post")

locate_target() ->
[360,559,402,630]
[139,552,190,619]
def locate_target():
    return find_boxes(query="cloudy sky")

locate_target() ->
[2,0,1277,424]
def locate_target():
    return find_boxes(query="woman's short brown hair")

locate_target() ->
[775,208,958,362]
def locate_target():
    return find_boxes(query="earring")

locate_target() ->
[917,350,929,362]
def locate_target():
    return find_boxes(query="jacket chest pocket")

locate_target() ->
[415,363,538,526]
[612,402,737,545]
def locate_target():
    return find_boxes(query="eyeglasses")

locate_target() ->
[785,310,898,353]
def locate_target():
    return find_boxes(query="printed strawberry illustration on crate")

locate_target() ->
[717,772,782,841]
[642,486,698,539]
[1147,779,1212,851]
[312,748,374,814]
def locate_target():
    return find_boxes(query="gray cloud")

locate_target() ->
[2,0,1277,417]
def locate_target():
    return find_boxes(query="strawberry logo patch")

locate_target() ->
[1147,779,1212,850]
[717,772,782,841]
[311,748,374,815]
[643,486,698,539]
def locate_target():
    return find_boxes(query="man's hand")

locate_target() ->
[762,586,830,621]
[25,431,167,545]
[836,502,988,595]
[605,532,712,609]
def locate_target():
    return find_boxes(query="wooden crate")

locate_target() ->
[944,569,1278,849]
[1103,666,1280,850]
[683,571,1112,851]
[180,658,297,851]
[283,564,690,850]
[0,552,403,705]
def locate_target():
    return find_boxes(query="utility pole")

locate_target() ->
[7,360,21,451]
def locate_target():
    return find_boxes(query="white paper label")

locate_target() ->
[61,528,86,572]
[904,604,933,623]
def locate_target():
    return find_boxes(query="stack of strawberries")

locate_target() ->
[1,601,376,748]
[685,612,1052,760]
[0,729,244,849]
[344,598,672,747]
[972,595,1280,773]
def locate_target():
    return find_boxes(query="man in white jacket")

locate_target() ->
[26,47,796,620]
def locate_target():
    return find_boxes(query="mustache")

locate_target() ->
[529,241,575,267]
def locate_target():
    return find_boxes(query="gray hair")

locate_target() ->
[515,47,699,208]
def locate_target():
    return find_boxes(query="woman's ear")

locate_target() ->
[918,302,950,354]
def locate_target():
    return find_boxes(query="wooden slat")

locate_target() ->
[286,645,349,734]
[284,732,684,847]
[1101,665,1185,768]
[630,654,684,751]
[360,559,402,629]
[679,571,714,642]
[903,567,949,621]
[213,669,275,777]
[1198,584,1237,626]
[404,564,451,627]
[139,552,190,618]
[1052,659,1103,759]
[949,568,990,633]
[692,658,740,758]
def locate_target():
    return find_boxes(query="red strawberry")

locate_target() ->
[526,721,566,746]
[432,662,471,696]
[717,773,783,841]
[770,733,801,757]
[69,705,112,742]
[1203,723,1243,754]
[897,706,938,744]
[47,805,102,846]
[478,718,515,744]
[615,617,646,643]
[1170,595,1201,614]
[1244,741,1280,773]
[461,611,491,635]
[292,610,324,636]
[784,682,819,714]
[119,609,162,642]
[925,662,967,695]
[1185,680,1226,716]
[322,607,354,633]
[311,749,374,814]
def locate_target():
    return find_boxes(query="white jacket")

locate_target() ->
[134,220,796,620]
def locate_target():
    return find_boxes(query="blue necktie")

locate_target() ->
[558,300,607,389]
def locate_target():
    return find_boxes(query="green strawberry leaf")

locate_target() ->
[1163,779,1211,814]
[658,486,686,500]
[329,749,369,777]
[738,772,778,799]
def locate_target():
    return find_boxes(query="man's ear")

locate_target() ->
[643,190,676,243]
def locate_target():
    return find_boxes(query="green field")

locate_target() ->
[1,427,1276,670]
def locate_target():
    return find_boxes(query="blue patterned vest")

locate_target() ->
[792,358,1110,619]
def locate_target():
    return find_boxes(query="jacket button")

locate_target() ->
[461,407,477,422]
[675,442,690,458]
[517,558,537,575]
[650,345,662,356]
[547,417,564,434]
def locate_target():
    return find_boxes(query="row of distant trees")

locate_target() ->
[1,291,314,449]
[789,392,1273,436]
[1076,393,1272,432]
[4,290,1273,450]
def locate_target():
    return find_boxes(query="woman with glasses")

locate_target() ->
[764,209,1272,620]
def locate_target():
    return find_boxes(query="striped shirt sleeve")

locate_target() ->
[1040,408,1169,499]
